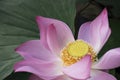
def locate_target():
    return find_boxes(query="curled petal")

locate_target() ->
[47,23,74,56]
[78,8,111,53]
[15,40,57,61]
[93,48,120,69]
[89,70,117,80]
[36,16,74,56]
[36,16,50,49]
[63,55,91,80]
[14,58,63,80]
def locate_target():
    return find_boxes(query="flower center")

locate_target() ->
[61,40,96,66]
[67,40,89,57]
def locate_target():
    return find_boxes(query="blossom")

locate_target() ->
[14,8,120,80]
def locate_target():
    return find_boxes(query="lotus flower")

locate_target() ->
[14,8,120,80]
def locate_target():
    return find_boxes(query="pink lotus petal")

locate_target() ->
[47,23,74,56]
[36,16,51,49]
[93,48,120,69]
[78,8,111,53]
[14,58,63,80]
[15,40,57,61]
[29,75,43,80]
[36,16,74,52]
[88,70,117,80]
[63,55,91,80]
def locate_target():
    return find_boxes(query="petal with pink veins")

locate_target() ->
[14,58,63,80]
[92,48,120,69]
[47,23,74,56]
[88,70,117,80]
[63,55,91,80]
[78,8,111,53]
[15,40,57,61]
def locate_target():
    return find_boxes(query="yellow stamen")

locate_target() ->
[61,40,96,66]
[67,40,88,57]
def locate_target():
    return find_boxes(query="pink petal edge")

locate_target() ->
[93,48,120,69]
[36,16,50,49]
[89,70,117,80]
[15,40,57,61]
[14,58,63,80]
